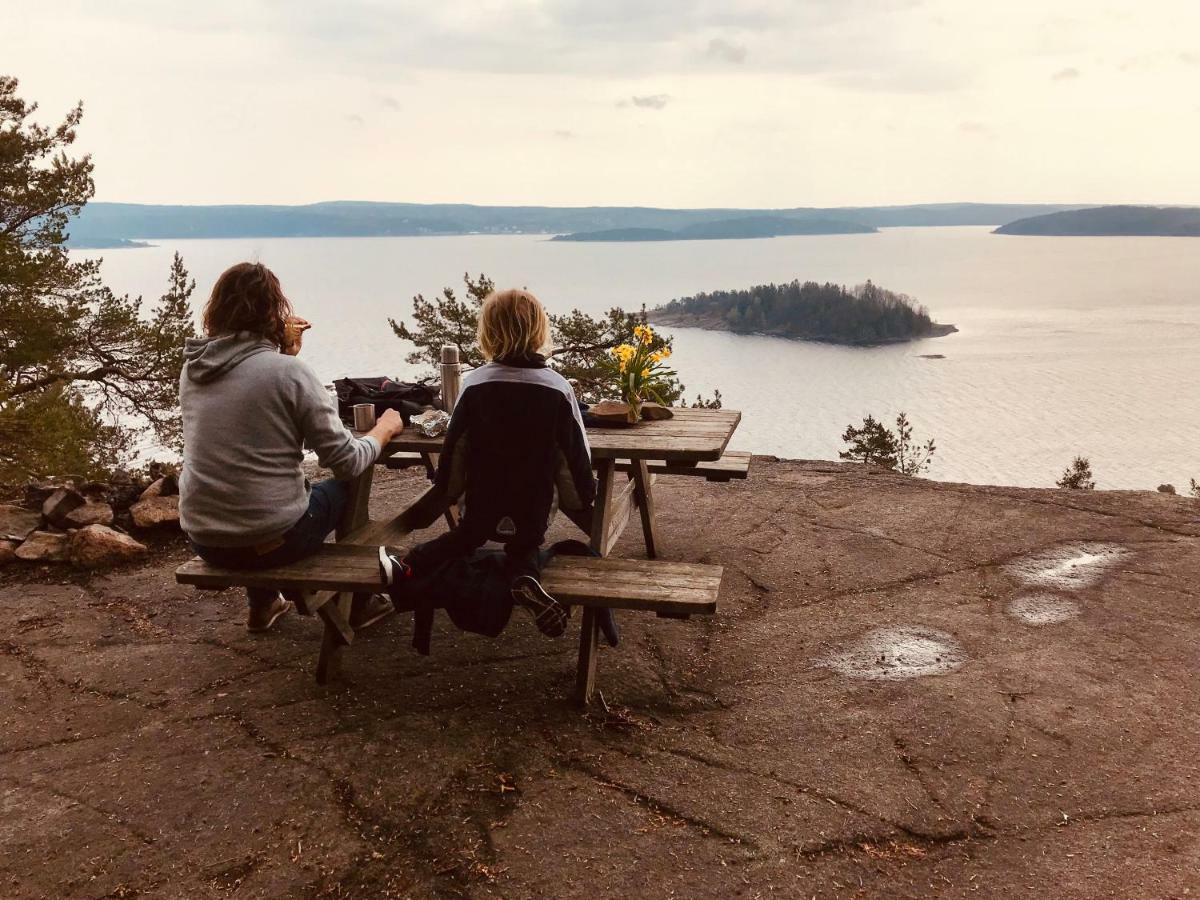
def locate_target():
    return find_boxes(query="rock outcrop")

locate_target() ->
[14,530,70,562]
[42,488,86,528]
[130,495,180,529]
[64,502,116,528]
[0,504,43,542]
[68,525,148,568]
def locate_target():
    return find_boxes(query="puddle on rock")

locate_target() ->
[821,625,966,680]
[1008,593,1080,625]
[1004,542,1130,590]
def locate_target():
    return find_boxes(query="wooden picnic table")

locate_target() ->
[335,406,743,699]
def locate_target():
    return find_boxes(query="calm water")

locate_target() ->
[79,227,1200,490]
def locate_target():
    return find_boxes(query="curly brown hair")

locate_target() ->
[202,262,294,346]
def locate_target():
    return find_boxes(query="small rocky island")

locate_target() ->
[552,215,875,242]
[995,204,1200,236]
[650,279,955,345]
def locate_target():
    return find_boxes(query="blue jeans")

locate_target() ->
[190,479,350,609]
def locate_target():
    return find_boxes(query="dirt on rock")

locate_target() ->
[1,458,1197,899]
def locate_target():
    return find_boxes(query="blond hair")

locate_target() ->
[477,289,550,361]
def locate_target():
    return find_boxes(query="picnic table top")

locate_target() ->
[383,406,742,463]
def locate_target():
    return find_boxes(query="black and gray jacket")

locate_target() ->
[401,355,596,544]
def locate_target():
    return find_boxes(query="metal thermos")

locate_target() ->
[352,403,376,432]
[440,345,462,411]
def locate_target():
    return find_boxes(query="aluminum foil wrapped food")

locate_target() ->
[411,408,451,438]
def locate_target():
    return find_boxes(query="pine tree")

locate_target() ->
[0,76,196,480]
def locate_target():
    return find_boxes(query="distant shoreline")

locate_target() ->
[67,238,154,250]
[995,205,1200,237]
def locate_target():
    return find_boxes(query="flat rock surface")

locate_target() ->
[0,459,1197,898]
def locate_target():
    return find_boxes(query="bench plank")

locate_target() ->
[614,451,751,482]
[176,551,721,615]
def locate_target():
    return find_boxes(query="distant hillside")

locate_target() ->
[65,201,1086,246]
[995,205,1200,236]
[552,216,875,242]
[650,280,955,346]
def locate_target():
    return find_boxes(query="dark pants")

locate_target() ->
[407,524,542,582]
[190,479,350,609]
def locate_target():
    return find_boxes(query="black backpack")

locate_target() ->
[333,377,439,424]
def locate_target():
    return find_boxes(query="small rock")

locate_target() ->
[23,479,63,509]
[14,530,70,563]
[130,495,180,529]
[68,525,148,568]
[1157,484,1176,495]
[64,502,115,528]
[140,474,179,500]
[0,539,18,566]
[79,481,114,502]
[42,488,86,528]
[0,503,43,542]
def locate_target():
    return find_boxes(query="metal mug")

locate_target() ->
[352,403,376,431]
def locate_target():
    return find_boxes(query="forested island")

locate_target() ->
[995,205,1200,236]
[551,216,875,242]
[650,280,955,345]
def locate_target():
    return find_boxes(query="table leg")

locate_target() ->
[421,452,458,529]
[631,459,658,560]
[338,466,375,539]
[575,459,616,705]
[315,593,354,685]
[312,467,375,684]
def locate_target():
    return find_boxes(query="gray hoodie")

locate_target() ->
[178,332,379,547]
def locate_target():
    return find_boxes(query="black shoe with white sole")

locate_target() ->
[378,546,412,585]
[511,575,569,638]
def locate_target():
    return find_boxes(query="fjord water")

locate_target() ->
[80,227,1200,489]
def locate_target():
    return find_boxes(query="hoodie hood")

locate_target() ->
[183,332,278,384]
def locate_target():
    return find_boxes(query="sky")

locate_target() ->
[5,0,1200,208]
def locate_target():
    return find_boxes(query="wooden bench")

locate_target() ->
[175,533,721,704]
[614,450,751,482]
[389,449,751,482]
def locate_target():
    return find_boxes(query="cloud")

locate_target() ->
[626,94,671,110]
[1180,51,1199,65]
[553,129,576,139]
[1051,66,1081,81]
[345,113,365,126]
[706,37,747,64]
[379,95,401,110]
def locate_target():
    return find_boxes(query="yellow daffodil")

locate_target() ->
[633,324,654,345]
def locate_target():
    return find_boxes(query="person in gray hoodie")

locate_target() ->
[179,262,405,632]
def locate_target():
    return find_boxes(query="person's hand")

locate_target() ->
[378,408,405,439]
[281,316,311,356]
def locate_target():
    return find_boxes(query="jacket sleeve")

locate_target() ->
[556,388,596,511]
[292,363,379,479]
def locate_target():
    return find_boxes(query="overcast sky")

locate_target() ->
[6,0,1200,207]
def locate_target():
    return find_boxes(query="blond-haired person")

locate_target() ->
[379,289,595,637]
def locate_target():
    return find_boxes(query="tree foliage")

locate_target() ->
[0,76,196,480]
[1056,456,1095,490]
[655,279,938,344]
[839,412,936,476]
[1191,478,1199,499]
[389,272,720,407]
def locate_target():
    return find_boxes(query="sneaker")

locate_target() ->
[350,593,396,630]
[378,546,412,585]
[511,575,569,638]
[247,594,294,633]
